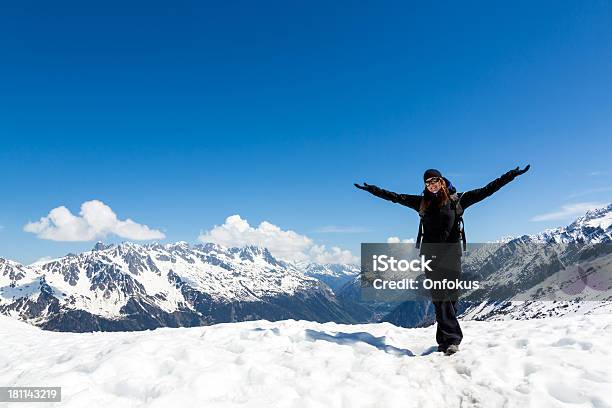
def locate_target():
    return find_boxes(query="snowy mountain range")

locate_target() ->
[459,203,612,320]
[380,203,612,326]
[0,242,361,331]
[2,204,611,332]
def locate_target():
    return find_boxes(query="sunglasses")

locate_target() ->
[425,177,441,185]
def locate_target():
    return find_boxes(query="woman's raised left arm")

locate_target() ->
[459,165,530,209]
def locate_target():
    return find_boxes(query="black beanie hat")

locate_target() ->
[423,168,442,182]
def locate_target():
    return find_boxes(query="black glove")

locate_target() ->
[354,182,372,191]
[509,164,530,177]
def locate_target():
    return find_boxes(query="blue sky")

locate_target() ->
[1,1,611,264]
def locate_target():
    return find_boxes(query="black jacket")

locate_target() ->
[362,169,519,244]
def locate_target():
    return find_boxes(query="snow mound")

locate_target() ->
[1,315,611,407]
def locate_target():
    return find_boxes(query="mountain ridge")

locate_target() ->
[0,241,361,331]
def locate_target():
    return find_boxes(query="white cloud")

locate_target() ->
[311,225,368,233]
[530,202,607,222]
[32,256,53,264]
[387,237,415,243]
[566,187,612,199]
[198,214,359,264]
[308,245,358,264]
[24,200,165,241]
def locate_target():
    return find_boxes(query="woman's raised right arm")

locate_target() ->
[354,182,421,211]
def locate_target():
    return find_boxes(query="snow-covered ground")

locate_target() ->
[1,315,611,408]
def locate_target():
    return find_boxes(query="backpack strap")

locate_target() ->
[450,193,467,252]
[415,198,426,249]
[415,218,424,249]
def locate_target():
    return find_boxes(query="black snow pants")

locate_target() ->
[432,300,463,347]
[422,243,463,348]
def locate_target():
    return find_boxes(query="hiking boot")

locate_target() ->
[445,344,459,355]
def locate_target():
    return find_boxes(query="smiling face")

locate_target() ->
[425,177,442,193]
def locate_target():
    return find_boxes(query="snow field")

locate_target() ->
[1,314,611,408]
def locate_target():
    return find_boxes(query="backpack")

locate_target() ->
[415,192,467,252]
